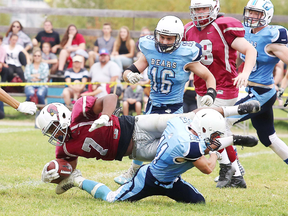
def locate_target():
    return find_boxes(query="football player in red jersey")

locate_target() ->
[183,0,257,188]
[38,94,261,185]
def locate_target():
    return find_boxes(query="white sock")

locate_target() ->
[217,136,233,150]
[218,149,230,164]
[232,160,241,176]
[222,106,239,117]
[269,133,288,161]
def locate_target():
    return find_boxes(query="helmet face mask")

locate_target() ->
[154,16,184,53]
[243,0,274,28]
[190,0,220,28]
[44,120,69,146]
[37,103,72,146]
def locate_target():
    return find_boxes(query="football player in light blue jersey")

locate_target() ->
[116,15,217,185]
[230,0,288,165]
[123,15,216,113]
[53,109,258,203]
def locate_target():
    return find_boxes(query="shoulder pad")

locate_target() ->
[139,35,155,53]
[270,26,288,45]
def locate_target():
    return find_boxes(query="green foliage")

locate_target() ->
[0,123,288,215]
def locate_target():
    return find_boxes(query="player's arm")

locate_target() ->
[123,53,148,84]
[89,94,118,132]
[266,43,288,65]
[92,94,118,116]
[232,37,257,87]
[192,153,218,174]
[185,62,216,90]
[0,88,37,115]
[185,62,216,106]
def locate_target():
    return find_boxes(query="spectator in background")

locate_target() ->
[3,34,30,82]
[57,24,86,75]
[88,23,115,68]
[122,84,143,115]
[41,42,58,75]
[111,26,135,71]
[3,21,33,52]
[89,48,122,97]
[24,48,49,105]
[0,35,9,82]
[62,55,89,106]
[32,20,61,53]
[183,73,197,113]
[135,27,151,60]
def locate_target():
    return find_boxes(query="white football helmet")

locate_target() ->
[154,15,184,53]
[243,0,274,28]
[190,0,220,28]
[190,109,226,150]
[37,103,72,146]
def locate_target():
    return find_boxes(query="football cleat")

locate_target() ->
[114,166,138,185]
[216,163,235,188]
[228,176,247,188]
[238,100,260,115]
[55,169,84,195]
[233,135,258,147]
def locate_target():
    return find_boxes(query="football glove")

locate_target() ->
[126,72,143,84]
[89,115,109,132]
[41,162,60,183]
[17,101,37,115]
[284,98,288,107]
[200,95,214,107]
[277,88,284,99]
[200,88,216,107]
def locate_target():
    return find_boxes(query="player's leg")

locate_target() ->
[55,169,112,201]
[203,96,246,188]
[251,106,288,164]
[166,177,205,204]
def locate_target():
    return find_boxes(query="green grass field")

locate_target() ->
[0,121,287,216]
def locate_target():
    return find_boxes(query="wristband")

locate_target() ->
[126,64,140,74]
[205,88,217,102]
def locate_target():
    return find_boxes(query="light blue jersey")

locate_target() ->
[149,117,206,183]
[82,116,206,203]
[240,25,288,85]
[139,35,202,107]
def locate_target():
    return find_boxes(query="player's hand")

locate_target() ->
[200,95,213,107]
[233,72,249,88]
[277,88,284,99]
[200,88,216,107]
[17,101,37,115]
[89,115,109,132]
[209,151,222,160]
[126,72,143,84]
[41,162,60,183]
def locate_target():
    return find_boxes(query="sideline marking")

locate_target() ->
[0,128,35,133]
[239,150,274,158]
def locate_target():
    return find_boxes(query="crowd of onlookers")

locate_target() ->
[0,20,156,116]
[0,20,286,118]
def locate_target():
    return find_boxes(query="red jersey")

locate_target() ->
[72,33,85,46]
[55,96,121,161]
[183,17,245,99]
